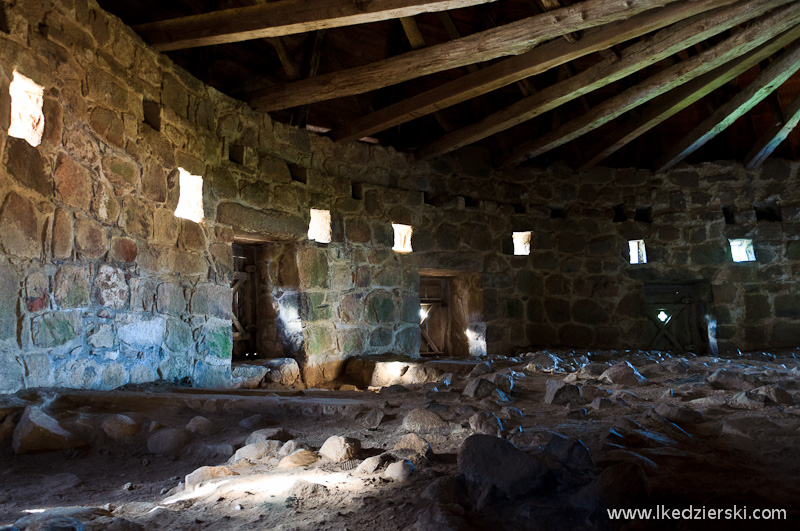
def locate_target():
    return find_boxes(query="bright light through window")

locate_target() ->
[512,231,532,256]
[8,71,45,147]
[174,168,204,223]
[392,223,413,253]
[657,310,669,322]
[420,304,432,324]
[729,239,756,262]
[629,239,647,264]
[308,209,332,243]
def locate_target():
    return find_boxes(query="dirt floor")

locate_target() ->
[1,349,799,530]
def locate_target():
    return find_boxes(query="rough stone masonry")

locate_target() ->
[2,0,800,395]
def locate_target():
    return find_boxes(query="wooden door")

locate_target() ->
[643,282,709,353]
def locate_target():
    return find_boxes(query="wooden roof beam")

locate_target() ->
[580,26,800,170]
[657,40,800,172]
[532,0,581,44]
[417,0,789,159]
[134,0,501,51]
[501,2,800,168]
[330,0,736,143]
[250,0,681,112]
[745,91,800,169]
[400,16,427,49]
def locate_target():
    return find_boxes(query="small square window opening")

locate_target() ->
[512,231,532,256]
[8,71,44,147]
[629,239,647,264]
[174,168,205,223]
[308,209,332,243]
[392,223,413,253]
[729,239,756,262]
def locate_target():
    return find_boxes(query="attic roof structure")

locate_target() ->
[2,0,800,529]
[98,0,800,170]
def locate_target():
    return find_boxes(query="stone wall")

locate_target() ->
[503,160,800,354]
[2,0,800,394]
[0,0,519,393]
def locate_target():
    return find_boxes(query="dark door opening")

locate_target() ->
[419,273,479,357]
[232,243,259,360]
[643,282,710,354]
[233,241,305,362]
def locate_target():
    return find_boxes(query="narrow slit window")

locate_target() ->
[729,239,756,262]
[628,239,647,264]
[512,231,532,256]
[8,71,44,147]
[174,168,204,223]
[308,209,332,243]
[392,223,413,253]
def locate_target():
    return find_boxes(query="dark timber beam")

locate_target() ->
[250,0,680,112]
[399,16,426,49]
[290,30,327,128]
[580,26,800,170]
[657,40,800,172]
[398,16,456,133]
[533,0,580,43]
[330,0,736,143]
[501,2,800,168]
[134,0,500,51]
[416,0,789,159]
[745,90,800,169]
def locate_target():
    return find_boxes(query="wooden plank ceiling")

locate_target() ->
[96,0,800,172]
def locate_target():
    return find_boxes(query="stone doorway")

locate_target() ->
[231,243,259,360]
[232,241,304,361]
[643,282,710,353]
[418,270,483,357]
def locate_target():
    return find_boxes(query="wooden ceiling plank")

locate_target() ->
[250,0,683,112]
[744,86,800,169]
[330,0,738,143]
[418,0,789,159]
[135,0,501,51]
[580,26,800,170]
[501,2,800,168]
[658,40,800,172]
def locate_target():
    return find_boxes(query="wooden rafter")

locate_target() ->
[745,90,800,169]
[400,16,426,49]
[290,30,327,128]
[397,16,455,133]
[268,37,300,80]
[249,0,681,112]
[580,26,800,170]
[501,2,800,168]
[134,0,500,51]
[658,39,800,172]
[532,0,580,44]
[417,0,789,159]
[330,0,736,143]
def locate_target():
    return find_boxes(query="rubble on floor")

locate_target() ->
[2,349,800,530]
